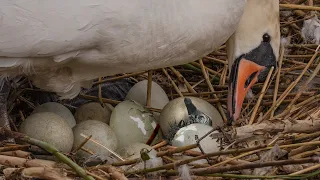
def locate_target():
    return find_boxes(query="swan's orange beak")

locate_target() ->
[227,58,266,124]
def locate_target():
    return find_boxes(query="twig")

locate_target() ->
[290,163,320,175]
[102,165,128,180]
[79,94,161,113]
[262,45,320,121]
[4,167,72,180]
[146,70,162,145]
[80,133,125,161]
[71,135,92,154]
[125,145,267,175]
[199,59,227,122]
[280,55,320,118]
[205,56,227,65]
[249,66,274,124]
[169,67,197,93]
[0,150,31,158]
[162,68,183,97]
[0,145,30,152]
[0,154,58,168]
[157,144,198,157]
[271,45,285,118]
[190,157,319,175]
[146,70,153,107]
[97,77,104,107]
[280,3,320,11]
[85,171,105,180]
[93,71,146,85]
[0,128,94,180]
[146,124,160,145]
[191,61,221,77]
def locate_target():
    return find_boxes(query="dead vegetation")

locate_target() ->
[0,0,320,179]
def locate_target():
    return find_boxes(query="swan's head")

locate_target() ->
[226,0,280,124]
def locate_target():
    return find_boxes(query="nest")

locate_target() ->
[1,1,320,180]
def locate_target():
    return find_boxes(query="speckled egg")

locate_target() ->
[19,112,74,152]
[172,123,220,153]
[159,97,223,140]
[74,102,112,124]
[72,120,118,159]
[109,100,159,150]
[119,143,163,171]
[125,80,169,122]
[33,102,76,128]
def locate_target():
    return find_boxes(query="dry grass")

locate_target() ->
[1,1,320,179]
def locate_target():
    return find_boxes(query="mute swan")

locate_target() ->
[0,0,280,129]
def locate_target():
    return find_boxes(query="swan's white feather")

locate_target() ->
[0,0,279,99]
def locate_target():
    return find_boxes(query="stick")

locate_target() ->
[271,46,285,117]
[190,157,319,175]
[0,128,94,180]
[199,59,227,122]
[249,66,274,124]
[146,70,153,107]
[169,66,197,93]
[280,4,320,11]
[281,56,320,118]
[93,71,146,85]
[262,45,320,121]
[162,68,184,97]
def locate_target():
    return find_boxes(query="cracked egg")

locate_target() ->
[109,100,159,150]
[159,97,223,141]
[172,123,220,153]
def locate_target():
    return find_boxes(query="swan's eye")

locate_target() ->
[262,33,271,43]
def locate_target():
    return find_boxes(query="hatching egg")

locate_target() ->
[172,123,220,153]
[159,96,223,140]
[19,112,74,152]
[72,120,118,159]
[119,143,163,171]
[125,80,169,122]
[109,100,159,150]
[33,102,76,128]
[74,102,112,124]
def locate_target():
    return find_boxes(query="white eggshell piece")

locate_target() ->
[19,112,74,153]
[33,102,76,128]
[172,123,220,153]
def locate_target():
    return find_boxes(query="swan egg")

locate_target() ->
[72,120,118,159]
[33,102,76,128]
[19,112,74,152]
[74,102,112,124]
[110,100,159,150]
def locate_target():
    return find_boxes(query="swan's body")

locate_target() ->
[0,0,280,122]
[0,0,246,98]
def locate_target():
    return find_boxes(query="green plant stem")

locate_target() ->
[1,128,94,180]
